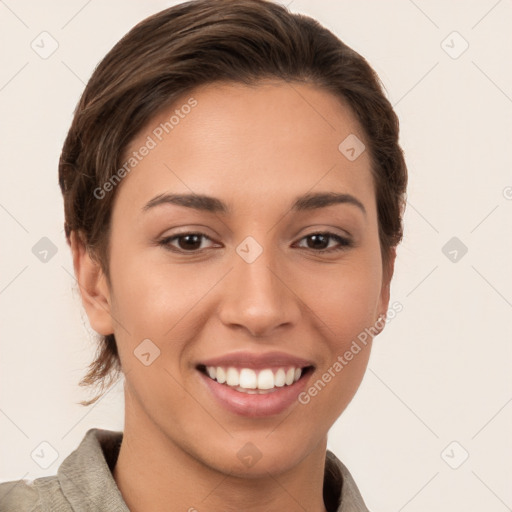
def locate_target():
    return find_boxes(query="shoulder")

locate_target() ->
[0,475,65,511]
[0,477,41,511]
[1,428,125,512]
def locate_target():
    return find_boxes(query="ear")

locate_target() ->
[69,231,114,336]
[375,246,397,330]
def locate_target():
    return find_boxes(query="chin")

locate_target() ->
[195,430,323,479]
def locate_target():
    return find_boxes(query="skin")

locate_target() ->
[71,81,395,512]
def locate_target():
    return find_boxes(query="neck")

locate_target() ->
[113,393,329,512]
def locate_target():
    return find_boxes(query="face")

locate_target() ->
[78,81,393,477]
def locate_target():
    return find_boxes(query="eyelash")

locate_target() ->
[157,231,353,254]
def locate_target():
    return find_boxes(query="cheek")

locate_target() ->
[296,271,379,426]
[107,250,232,388]
[301,257,383,342]
[109,252,209,335]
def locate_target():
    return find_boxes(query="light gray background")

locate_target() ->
[1,1,511,510]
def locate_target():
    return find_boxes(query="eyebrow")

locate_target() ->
[141,191,366,216]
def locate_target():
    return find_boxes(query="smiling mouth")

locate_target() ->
[197,364,314,394]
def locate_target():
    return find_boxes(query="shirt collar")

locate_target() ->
[58,428,129,511]
[324,450,370,511]
[58,428,368,512]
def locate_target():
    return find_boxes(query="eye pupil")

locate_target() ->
[308,234,328,249]
[179,234,202,250]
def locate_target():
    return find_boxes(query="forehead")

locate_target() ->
[114,81,375,218]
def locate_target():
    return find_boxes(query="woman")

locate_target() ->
[0,0,407,510]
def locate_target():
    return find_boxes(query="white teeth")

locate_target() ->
[257,369,275,390]
[216,367,226,384]
[204,365,305,391]
[274,368,286,387]
[226,367,239,387]
[239,369,257,389]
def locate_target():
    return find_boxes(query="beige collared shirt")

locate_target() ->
[0,428,369,511]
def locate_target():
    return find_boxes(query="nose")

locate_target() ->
[217,243,302,338]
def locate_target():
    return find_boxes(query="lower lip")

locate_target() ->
[199,370,312,418]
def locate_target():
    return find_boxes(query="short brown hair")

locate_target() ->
[59,0,407,406]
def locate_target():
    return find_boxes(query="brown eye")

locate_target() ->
[176,234,203,251]
[306,234,330,250]
[296,232,352,253]
[159,233,216,252]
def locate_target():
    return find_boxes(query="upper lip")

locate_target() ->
[197,351,314,370]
